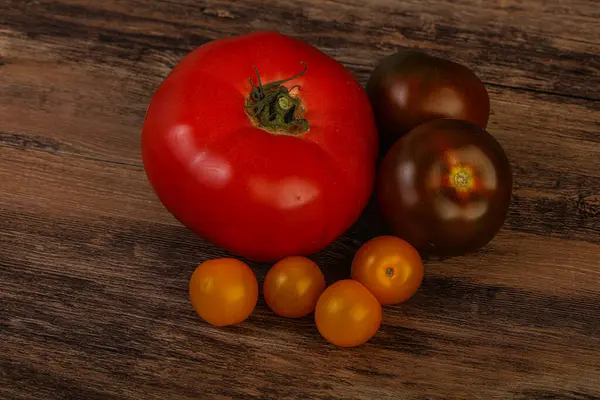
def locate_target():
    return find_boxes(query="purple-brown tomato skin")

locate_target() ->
[377,119,512,256]
[366,51,490,153]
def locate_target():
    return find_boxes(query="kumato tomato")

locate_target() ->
[351,236,424,305]
[377,119,512,256]
[189,258,258,326]
[366,51,490,151]
[315,280,382,347]
[141,31,378,262]
[263,256,326,318]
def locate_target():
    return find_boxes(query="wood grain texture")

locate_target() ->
[1,0,600,399]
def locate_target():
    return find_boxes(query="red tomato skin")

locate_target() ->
[141,31,378,262]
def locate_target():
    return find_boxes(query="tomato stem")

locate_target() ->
[245,63,309,135]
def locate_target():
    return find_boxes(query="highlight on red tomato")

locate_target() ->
[351,236,424,305]
[189,258,258,327]
[141,31,378,262]
[315,280,382,347]
[366,50,490,151]
[377,118,513,256]
[263,256,326,318]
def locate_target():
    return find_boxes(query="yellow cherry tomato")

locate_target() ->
[315,279,382,347]
[189,258,258,326]
[263,256,326,318]
[351,236,424,305]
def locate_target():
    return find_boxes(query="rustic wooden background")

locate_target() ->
[1,0,599,399]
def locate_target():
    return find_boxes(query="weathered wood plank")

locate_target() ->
[1,49,599,165]
[2,176,600,399]
[1,142,599,252]
[2,0,599,99]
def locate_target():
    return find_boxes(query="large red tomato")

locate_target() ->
[141,31,378,262]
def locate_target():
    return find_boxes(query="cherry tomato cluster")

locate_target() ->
[189,235,423,347]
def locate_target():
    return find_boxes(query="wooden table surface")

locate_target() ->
[2,0,599,399]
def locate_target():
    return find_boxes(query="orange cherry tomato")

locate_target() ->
[263,256,326,318]
[315,280,382,347]
[351,235,424,305]
[189,258,258,326]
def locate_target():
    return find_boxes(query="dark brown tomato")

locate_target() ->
[377,119,512,256]
[366,51,490,152]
